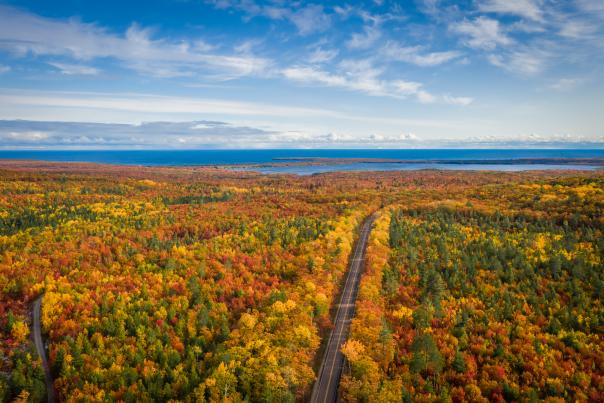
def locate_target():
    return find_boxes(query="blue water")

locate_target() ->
[245,162,601,175]
[0,149,602,173]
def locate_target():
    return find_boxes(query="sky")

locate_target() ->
[0,0,603,149]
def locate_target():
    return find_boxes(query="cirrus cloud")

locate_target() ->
[451,17,513,50]
[0,5,270,80]
[478,0,544,22]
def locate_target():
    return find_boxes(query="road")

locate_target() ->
[310,214,375,403]
[32,296,57,403]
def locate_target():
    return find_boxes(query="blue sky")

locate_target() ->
[0,0,603,148]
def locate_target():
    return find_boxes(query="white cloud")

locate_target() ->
[232,39,263,55]
[408,50,462,66]
[0,5,270,80]
[558,19,598,39]
[289,5,331,35]
[48,62,100,75]
[283,64,397,99]
[392,80,423,94]
[0,89,480,135]
[381,42,462,66]
[308,47,339,64]
[549,78,582,91]
[320,131,422,145]
[488,48,548,75]
[478,0,544,22]
[0,119,281,148]
[208,1,331,35]
[192,122,222,129]
[7,130,49,141]
[451,17,512,50]
[324,132,343,142]
[2,118,602,149]
[282,59,442,102]
[333,5,355,18]
[417,0,441,17]
[0,65,10,74]
[417,90,437,104]
[443,95,474,106]
[317,131,423,145]
[283,66,348,88]
[509,20,547,33]
[282,61,473,106]
[399,132,419,140]
[346,25,382,49]
[0,90,341,119]
[462,133,604,146]
[576,0,604,20]
[338,58,387,95]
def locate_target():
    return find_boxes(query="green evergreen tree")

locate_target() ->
[452,350,466,373]
[410,333,444,376]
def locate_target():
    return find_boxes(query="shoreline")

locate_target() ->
[240,157,604,168]
[0,156,603,169]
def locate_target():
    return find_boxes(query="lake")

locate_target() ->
[0,149,603,173]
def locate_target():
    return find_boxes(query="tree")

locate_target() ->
[410,333,443,378]
[412,303,433,331]
[452,350,466,373]
[423,269,445,315]
[10,320,29,343]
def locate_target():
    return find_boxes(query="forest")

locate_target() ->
[0,161,602,402]
[341,177,604,402]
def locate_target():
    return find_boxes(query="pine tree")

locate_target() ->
[452,350,466,373]
[410,333,443,376]
[53,348,65,376]
[412,304,433,331]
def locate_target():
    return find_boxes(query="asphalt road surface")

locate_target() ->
[33,296,57,403]
[310,214,376,403]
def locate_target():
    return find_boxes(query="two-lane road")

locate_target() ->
[310,214,375,403]
[33,296,57,403]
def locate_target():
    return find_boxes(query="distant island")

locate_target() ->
[272,157,604,166]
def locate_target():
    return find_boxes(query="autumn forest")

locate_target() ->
[0,161,602,402]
